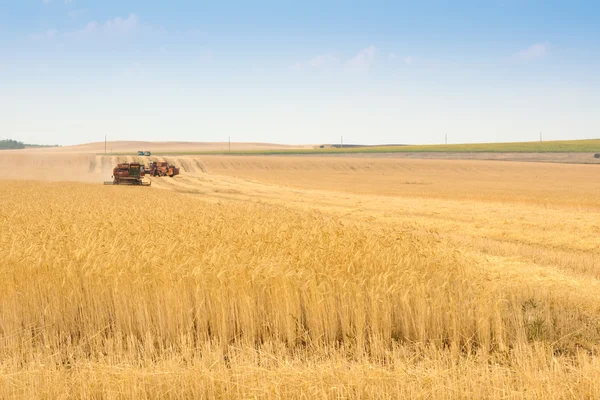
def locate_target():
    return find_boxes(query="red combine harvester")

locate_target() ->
[104,163,151,186]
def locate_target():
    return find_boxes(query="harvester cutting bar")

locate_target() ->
[104,180,151,186]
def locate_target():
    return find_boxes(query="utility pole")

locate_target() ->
[540,132,542,143]
[229,136,231,152]
[445,134,447,145]
[341,136,343,149]
[105,135,107,155]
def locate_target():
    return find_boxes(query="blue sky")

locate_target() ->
[1,0,599,145]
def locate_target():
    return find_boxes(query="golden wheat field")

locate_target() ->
[1,151,600,399]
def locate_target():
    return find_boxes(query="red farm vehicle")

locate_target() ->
[104,163,151,186]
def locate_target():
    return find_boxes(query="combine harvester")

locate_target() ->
[104,161,180,186]
[105,163,151,186]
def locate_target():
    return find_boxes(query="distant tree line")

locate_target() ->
[0,139,25,150]
[0,139,61,150]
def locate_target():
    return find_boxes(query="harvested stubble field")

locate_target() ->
[1,151,600,399]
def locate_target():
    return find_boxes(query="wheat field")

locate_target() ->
[1,152,600,399]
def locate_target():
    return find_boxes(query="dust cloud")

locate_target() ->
[0,153,207,184]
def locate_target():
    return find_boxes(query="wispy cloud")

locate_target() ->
[345,45,376,71]
[294,45,379,72]
[30,29,57,40]
[390,53,415,65]
[292,53,339,71]
[307,54,338,69]
[30,14,139,40]
[516,43,549,61]
[79,14,138,36]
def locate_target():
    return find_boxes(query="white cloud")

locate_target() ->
[389,53,414,65]
[102,14,138,34]
[345,45,376,71]
[292,53,339,71]
[64,0,72,3]
[307,54,338,69]
[31,14,140,40]
[516,43,549,61]
[30,29,57,40]
[294,45,380,72]
[42,0,51,3]
[75,21,99,37]
[65,14,139,39]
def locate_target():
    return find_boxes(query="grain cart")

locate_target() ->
[145,161,180,177]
